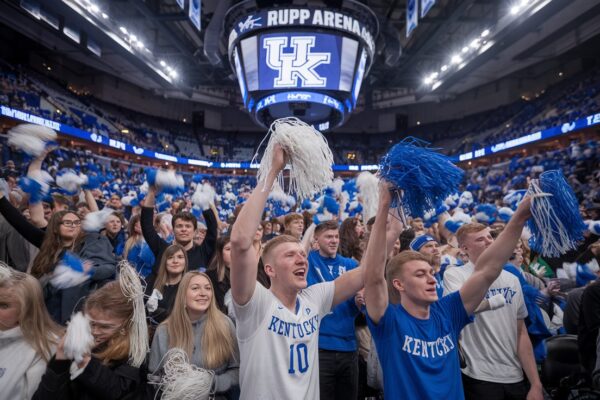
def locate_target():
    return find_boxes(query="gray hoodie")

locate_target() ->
[149,314,240,397]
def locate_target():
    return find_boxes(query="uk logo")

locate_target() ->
[264,36,331,88]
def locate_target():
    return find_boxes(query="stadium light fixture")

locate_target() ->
[461,46,469,53]
[119,26,127,34]
[159,60,166,67]
[423,76,433,85]
[451,54,462,65]
[441,65,448,72]
[101,12,108,19]
[89,4,99,13]
[481,29,490,37]
[130,34,137,42]
[470,38,481,48]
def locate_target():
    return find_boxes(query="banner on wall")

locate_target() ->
[406,0,418,37]
[421,0,436,18]
[188,0,201,30]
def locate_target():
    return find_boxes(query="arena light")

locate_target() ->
[119,26,127,34]
[423,76,433,85]
[470,38,481,49]
[450,54,462,65]
[481,29,490,37]
[159,60,166,67]
[101,12,108,19]
[441,65,448,72]
[89,4,99,13]
[461,46,469,53]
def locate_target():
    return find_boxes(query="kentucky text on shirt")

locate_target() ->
[268,315,320,339]
[401,334,456,358]
[485,287,517,304]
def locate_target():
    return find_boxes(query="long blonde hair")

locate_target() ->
[123,214,142,259]
[0,270,62,362]
[84,281,133,365]
[163,271,236,369]
[153,244,188,293]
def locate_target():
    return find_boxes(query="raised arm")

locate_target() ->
[139,185,165,257]
[0,194,45,247]
[459,197,531,314]
[301,222,316,255]
[230,145,286,305]
[84,189,99,212]
[27,148,53,228]
[364,183,393,324]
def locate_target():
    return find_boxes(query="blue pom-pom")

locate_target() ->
[145,168,157,186]
[322,195,339,215]
[18,177,44,203]
[82,174,101,190]
[528,170,587,257]
[301,198,312,210]
[379,138,464,218]
[576,263,597,287]
[444,219,464,234]
[61,251,86,274]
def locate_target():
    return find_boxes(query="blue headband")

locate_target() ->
[410,235,436,251]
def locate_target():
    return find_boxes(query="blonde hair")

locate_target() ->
[123,214,142,259]
[163,271,236,369]
[386,251,432,283]
[262,234,301,264]
[84,281,133,365]
[456,223,488,246]
[154,244,188,293]
[0,270,62,362]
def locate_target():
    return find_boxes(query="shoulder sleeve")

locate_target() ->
[0,196,45,247]
[366,304,395,344]
[232,283,271,341]
[442,266,466,296]
[305,281,335,319]
[200,209,218,262]
[140,206,164,257]
[446,291,472,334]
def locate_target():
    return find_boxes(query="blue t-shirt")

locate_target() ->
[307,250,359,351]
[367,291,471,400]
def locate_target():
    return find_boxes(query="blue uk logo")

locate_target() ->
[263,36,331,88]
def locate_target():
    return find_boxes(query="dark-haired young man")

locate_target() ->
[141,185,217,272]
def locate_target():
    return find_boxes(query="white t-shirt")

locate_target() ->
[233,282,335,400]
[443,262,528,383]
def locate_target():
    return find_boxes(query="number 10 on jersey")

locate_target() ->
[288,343,309,374]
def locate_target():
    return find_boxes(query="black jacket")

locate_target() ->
[140,206,217,273]
[32,356,144,400]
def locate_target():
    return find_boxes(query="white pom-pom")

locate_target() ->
[82,208,114,232]
[50,267,89,289]
[153,348,215,400]
[452,210,473,225]
[331,178,344,197]
[268,186,288,203]
[586,220,600,236]
[63,312,94,364]
[146,288,163,313]
[56,170,87,194]
[121,191,138,207]
[139,181,149,194]
[191,183,215,211]
[356,172,379,221]
[254,117,334,200]
[118,261,148,367]
[7,124,57,156]
[155,169,184,190]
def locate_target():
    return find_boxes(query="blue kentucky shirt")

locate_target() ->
[367,291,471,399]
[307,250,359,352]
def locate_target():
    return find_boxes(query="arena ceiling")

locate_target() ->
[1,0,600,107]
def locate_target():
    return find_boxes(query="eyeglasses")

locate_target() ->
[61,220,82,227]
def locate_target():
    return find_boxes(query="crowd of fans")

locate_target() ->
[0,56,600,400]
[0,118,598,399]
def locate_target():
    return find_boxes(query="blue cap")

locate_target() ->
[410,235,436,251]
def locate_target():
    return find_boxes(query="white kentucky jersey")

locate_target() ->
[232,281,335,400]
